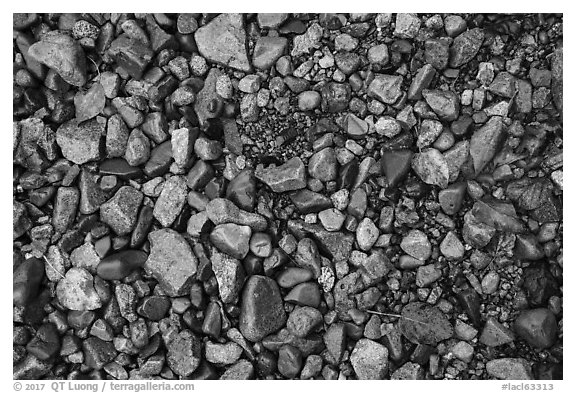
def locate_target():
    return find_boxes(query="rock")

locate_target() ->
[56,267,102,311]
[28,31,86,86]
[253,36,288,70]
[288,220,354,265]
[205,341,243,365]
[13,118,48,171]
[401,230,431,261]
[522,266,559,307]
[324,323,346,363]
[107,35,154,80]
[489,72,517,98]
[416,264,442,287]
[412,148,449,188]
[368,74,403,104]
[463,210,496,248]
[417,119,444,148]
[13,201,31,239]
[471,198,525,233]
[96,250,148,280]
[145,229,198,296]
[171,127,197,169]
[346,114,369,138]
[287,306,323,338]
[83,337,117,370]
[439,231,465,260]
[220,359,255,380]
[444,140,470,182]
[278,345,303,379]
[124,129,150,166]
[194,68,224,126]
[211,248,245,303]
[285,283,321,308]
[257,13,289,28]
[422,89,460,121]
[205,198,266,231]
[294,238,322,278]
[356,218,379,251]
[514,308,557,349]
[394,13,421,38]
[100,186,143,235]
[13,257,45,306]
[226,169,256,211]
[56,119,104,165]
[382,150,413,187]
[300,355,323,379]
[479,317,515,347]
[391,362,424,380]
[70,242,100,273]
[318,208,346,232]
[551,46,563,112]
[439,182,467,215]
[290,190,332,214]
[481,271,500,294]
[153,175,187,227]
[486,358,533,380]
[367,44,389,66]
[165,330,201,377]
[350,338,389,379]
[52,186,80,233]
[298,90,321,111]
[239,275,286,342]
[425,38,450,70]
[308,148,338,181]
[450,28,484,68]
[255,157,307,192]
[470,116,505,175]
[195,13,251,72]
[291,22,323,57]
[408,64,436,100]
[399,302,453,345]
[78,168,107,214]
[321,82,351,113]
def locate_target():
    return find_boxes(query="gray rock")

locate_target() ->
[486,358,533,380]
[408,64,436,99]
[368,74,403,104]
[450,28,484,68]
[205,341,243,365]
[257,13,289,28]
[416,264,442,287]
[165,330,201,377]
[56,119,104,165]
[239,275,286,342]
[422,89,460,121]
[399,302,453,345]
[211,248,245,303]
[439,231,465,260]
[56,267,102,311]
[171,128,197,168]
[153,175,187,227]
[412,148,449,188]
[205,198,267,231]
[194,13,251,72]
[145,229,198,296]
[210,223,251,260]
[100,186,143,235]
[479,317,515,347]
[356,218,379,251]
[287,306,323,338]
[255,157,306,192]
[350,338,389,379]
[194,68,224,126]
[470,116,504,175]
[28,31,86,86]
[291,22,323,57]
[83,337,117,370]
[13,200,31,239]
[52,186,80,233]
[308,148,338,182]
[70,242,100,273]
[298,90,321,111]
[417,119,444,148]
[394,13,421,39]
[514,308,557,349]
[220,359,255,380]
[124,129,150,166]
[253,37,288,70]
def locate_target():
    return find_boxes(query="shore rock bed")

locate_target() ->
[13,13,563,380]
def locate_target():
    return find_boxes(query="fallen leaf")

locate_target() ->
[398,302,453,345]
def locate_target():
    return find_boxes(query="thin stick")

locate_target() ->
[42,255,65,280]
[366,310,429,325]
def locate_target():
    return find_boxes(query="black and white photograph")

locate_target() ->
[9,4,568,387]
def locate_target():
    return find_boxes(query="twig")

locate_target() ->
[366,310,429,325]
[42,255,65,280]
[87,56,101,80]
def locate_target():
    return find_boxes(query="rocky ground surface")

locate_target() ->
[13,13,563,380]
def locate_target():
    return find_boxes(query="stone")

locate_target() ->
[278,345,303,379]
[257,13,289,28]
[205,198,266,231]
[285,282,321,308]
[439,182,467,215]
[253,37,288,70]
[450,28,484,68]
[165,330,201,377]
[439,231,465,260]
[417,119,444,149]
[194,13,251,72]
[479,317,515,347]
[145,229,198,296]
[205,341,243,365]
[298,91,321,111]
[290,190,332,214]
[470,116,505,175]
[514,308,557,349]
[401,230,431,261]
[220,360,255,380]
[26,323,60,361]
[350,338,389,379]
[108,35,154,80]
[96,250,148,281]
[100,186,143,235]
[255,157,307,192]
[171,128,197,169]
[399,302,453,345]
[250,233,273,258]
[28,31,86,86]
[321,82,351,112]
[239,275,286,342]
[124,129,150,166]
[13,201,31,240]
[356,218,379,251]
[70,242,100,273]
[318,208,346,232]
[382,150,413,187]
[368,74,403,104]
[210,223,251,260]
[308,148,338,182]
[425,39,450,70]
[323,323,346,363]
[288,220,354,265]
[412,148,449,188]
[287,306,323,338]
[56,119,104,165]
[226,169,256,211]
[291,22,323,57]
[408,64,436,100]
[391,362,424,380]
[211,248,245,303]
[367,44,389,65]
[83,337,117,370]
[13,257,45,306]
[56,267,102,311]
[153,175,187,227]
[422,89,460,121]
[416,264,442,287]
[486,358,533,380]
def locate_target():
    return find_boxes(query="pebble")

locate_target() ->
[239,275,286,342]
[422,89,460,121]
[439,231,465,260]
[145,229,198,296]
[205,341,243,365]
[153,175,187,227]
[298,91,321,111]
[210,223,251,260]
[382,149,413,187]
[83,337,117,370]
[165,330,201,377]
[210,248,245,304]
[514,308,557,349]
[350,338,389,379]
[479,317,515,346]
[285,282,321,308]
[96,250,148,281]
[450,28,485,68]
[368,74,403,104]
[356,218,379,251]
[205,198,267,231]
[481,271,500,294]
[255,157,307,193]
[287,306,323,338]
[100,186,143,235]
[438,182,466,215]
[56,119,104,165]
[56,267,102,311]
[318,208,346,232]
[486,358,533,380]
[416,264,442,287]
[249,232,273,257]
[195,13,251,72]
[278,345,303,379]
[253,37,288,70]
[308,147,338,182]
[401,230,431,261]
